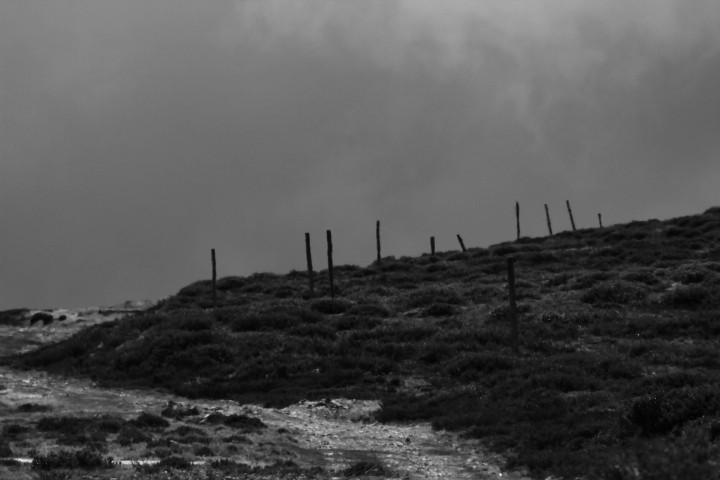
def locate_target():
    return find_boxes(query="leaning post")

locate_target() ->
[598,213,603,228]
[516,201,520,240]
[566,200,577,231]
[327,230,335,299]
[305,233,314,297]
[376,221,381,265]
[457,234,467,252]
[211,248,217,309]
[545,204,553,235]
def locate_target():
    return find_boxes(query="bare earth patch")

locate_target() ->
[0,303,528,479]
[0,366,526,479]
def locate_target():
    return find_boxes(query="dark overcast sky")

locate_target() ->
[0,1,719,309]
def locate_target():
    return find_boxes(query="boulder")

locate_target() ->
[29,312,54,326]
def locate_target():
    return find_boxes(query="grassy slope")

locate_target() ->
[6,207,720,479]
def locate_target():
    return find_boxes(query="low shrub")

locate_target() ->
[672,267,708,284]
[0,442,13,458]
[117,426,152,446]
[332,315,382,331]
[525,252,559,264]
[204,413,266,432]
[446,352,515,379]
[310,298,352,314]
[167,312,215,331]
[400,286,463,310]
[193,445,215,457]
[660,285,711,308]
[425,263,450,273]
[345,303,391,318]
[0,308,29,326]
[30,312,54,325]
[492,244,518,256]
[424,303,457,317]
[32,448,115,470]
[166,425,207,440]
[16,403,52,413]
[216,276,246,291]
[176,280,212,298]
[288,323,337,339]
[419,342,456,364]
[37,416,90,436]
[342,460,389,477]
[488,303,532,322]
[228,312,301,331]
[136,455,192,474]
[161,402,200,419]
[594,430,720,480]
[130,412,170,430]
[622,269,660,285]
[2,423,28,438]
[571,272,612,290]
[274,287,295,298]
[581,281,648,305]
[621,386,720,437]
[481,262,506,275]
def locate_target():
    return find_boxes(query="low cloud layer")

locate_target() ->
[0,1,718,308]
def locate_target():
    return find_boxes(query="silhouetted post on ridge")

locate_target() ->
[327,230,335,299]
[516,201,520,240]
[566,200,577,231]
[305,233,314,297]
[431,236,436,256]
[211,248,217,309]
[545,204,553,235]
[376,221,381,266]
[457,234,466,252]
[508,256,519,354]
[598,213,603,228]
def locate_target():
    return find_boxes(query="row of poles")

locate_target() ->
[517,200,603,240]
[211,243,521,354]
[210,201,604,303]
[210,220,441,306]
[207,201,602,354]
[211,238,521,354]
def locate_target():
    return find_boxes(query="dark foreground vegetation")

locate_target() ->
[6,207,720,478]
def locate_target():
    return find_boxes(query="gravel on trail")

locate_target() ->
[0,366,530,479]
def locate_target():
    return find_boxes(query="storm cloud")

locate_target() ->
[0,1,718,308]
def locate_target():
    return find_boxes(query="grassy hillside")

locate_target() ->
[6,207,720,478]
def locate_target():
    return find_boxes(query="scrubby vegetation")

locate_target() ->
[6,207,720,478]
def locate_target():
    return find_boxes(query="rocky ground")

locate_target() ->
[0,303,528,479]
[0,300,156,357]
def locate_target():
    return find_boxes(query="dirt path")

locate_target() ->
[0,365,529,479]
[0,303,530,479]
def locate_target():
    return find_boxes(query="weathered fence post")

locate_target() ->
[598,213,603,228]
[516,201,520,240]
[431,236,436,256]
[545,204,553,236]
[457,234,466,252]
[305,233,314,297]
[376,221,381,265]
[566,200,576,231]
[211,248,217,309]
[508,256,519,354]
[327,230,335,299]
